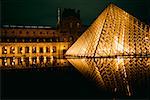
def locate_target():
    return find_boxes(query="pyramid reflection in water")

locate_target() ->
[67,57,150,97]
[66,4,150,57]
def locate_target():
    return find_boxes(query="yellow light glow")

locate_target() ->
[44,56,46,63]
[29,57,31,62]
[51,49,53,53]
[21,57,24,62]
[116,57,124,65]
[44,48,46,53]
[37,57,39,63]
[65,4,149,57]
[5,62,7,66]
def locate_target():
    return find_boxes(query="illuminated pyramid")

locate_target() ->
[66,4,150,57]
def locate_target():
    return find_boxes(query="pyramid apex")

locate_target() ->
[108,3,117,7]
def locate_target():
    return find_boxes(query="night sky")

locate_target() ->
[1,0,150,27]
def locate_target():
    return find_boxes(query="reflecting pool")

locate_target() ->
[1,56,150,99]
[68,57,150,98]
[0,56,70,69]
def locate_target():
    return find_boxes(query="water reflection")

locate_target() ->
[67,57,150,97]
[0,56,70,69]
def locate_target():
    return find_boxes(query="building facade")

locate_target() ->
[0,25,72,58]
[57,8,86,42]
[0,25,73,66]
[0,8,86,67]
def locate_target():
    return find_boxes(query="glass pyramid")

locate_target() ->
[66,4,150,57]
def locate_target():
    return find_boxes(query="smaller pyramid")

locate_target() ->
[66,4,150,57]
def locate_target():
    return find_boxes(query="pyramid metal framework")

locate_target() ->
[66,4,150,57]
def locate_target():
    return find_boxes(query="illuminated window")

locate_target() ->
[49,38,52,42]
[2,57,7,66]
[52,46,56,53]
[18,47,22,54]
[37,39,39,42]
[32,57,37,64]
[22,39,25,42]
[43,39,46,42]
[10,57,15,65]
[18,57,23,65]
[25,47,29,53]
[2,47,7,54]
[46,47,50,53]
[10,47,15,54]
[15,39,17,42]
[40,47,43,53]
[25,57,29,64]
[56,38,59,42]
[32,47,36,53]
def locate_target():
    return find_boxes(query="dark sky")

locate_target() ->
[1,0,150,27]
